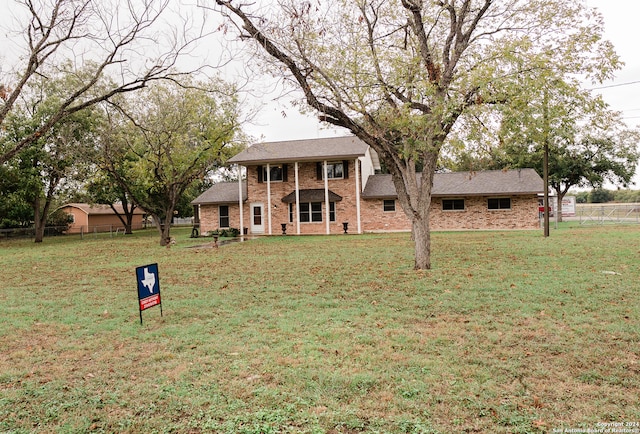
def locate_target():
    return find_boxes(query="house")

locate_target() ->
[60,203,146,234]
[191,136,544,235]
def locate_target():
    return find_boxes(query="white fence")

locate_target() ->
[575,203,640,225]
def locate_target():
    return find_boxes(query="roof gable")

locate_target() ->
[191,181,247,205]
[228,136,369,165]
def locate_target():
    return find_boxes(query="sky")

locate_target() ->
[585,1,640,128]
[246,1,640,141]
[2,1,638,184]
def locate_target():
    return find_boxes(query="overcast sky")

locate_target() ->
[246,1,640,136]
[585,1,640,127]
[2,1,638,184]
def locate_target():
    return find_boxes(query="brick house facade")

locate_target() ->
[192,137,544,235]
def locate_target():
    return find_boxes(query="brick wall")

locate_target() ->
[360,199,411,232]
[198,203,244,234]
[362,195,540,232]
[245,161,361,235]
[198,172,540,235]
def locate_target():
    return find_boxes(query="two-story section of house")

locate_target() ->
[192,136,377,235]
[192,136,544,235]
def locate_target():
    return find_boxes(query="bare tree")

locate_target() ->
[0,0,210,164]
[213,0,619,269]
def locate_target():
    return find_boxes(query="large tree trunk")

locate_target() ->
[412,212,431,270]
[556,193,564,223]
[154,217,172,246]
[152,211,173,246]
[33,196,45,243]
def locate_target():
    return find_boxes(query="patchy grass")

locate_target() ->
[0,226,638,433]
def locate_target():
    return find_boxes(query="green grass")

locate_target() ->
[0,226,639,433]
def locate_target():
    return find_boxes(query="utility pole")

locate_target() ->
[543,88,550,237]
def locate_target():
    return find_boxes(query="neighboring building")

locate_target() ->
[60,203,146,234]
[191,136,544,235]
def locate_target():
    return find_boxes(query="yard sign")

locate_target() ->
[135,263,162,324]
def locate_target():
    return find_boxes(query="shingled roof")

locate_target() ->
[281,189,342,203]
[228,136,370,165]
[61,203,146,215]
[191,181,247,205]
[362,169,543,199]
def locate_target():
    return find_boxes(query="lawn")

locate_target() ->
[0,226,638,433]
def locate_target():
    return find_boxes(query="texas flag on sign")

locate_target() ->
[136,263,161,312]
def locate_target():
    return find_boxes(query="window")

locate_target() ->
[300,202,322,222]
[219,205,230,228]
[317,161,348,180]
[289,203,294,223]
[383,200,396,212]
[326,162,344,179]
[265,165,283,182]
[443,199,465,211]
[299,202,336,222]
[488,198,511,210]
[257,164,287,182]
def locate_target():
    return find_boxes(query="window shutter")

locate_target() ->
[283,164,288,182]
[316,162,322,180]
[343,160,349,179]
[257,165,263,183]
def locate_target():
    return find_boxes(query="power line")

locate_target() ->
[590,80,640,90]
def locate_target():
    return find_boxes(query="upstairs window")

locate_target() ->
[326,162,344,179]
[316,161,349,180]
[257,164,287,182]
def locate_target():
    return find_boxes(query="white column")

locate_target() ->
[323,160,330,234]
[238,165,244,235]
[295,162,301,235]
[266,163,272,235]
[355,158,362,234]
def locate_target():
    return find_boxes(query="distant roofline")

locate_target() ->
[60,203,146,215]
[228,136,370,165]
[362,169,544,199]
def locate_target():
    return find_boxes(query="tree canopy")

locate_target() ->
[449,79,640,220]
[0,68,101,241]
[0,0,211,164]
[95,79,242,245]
[214,0,620,269]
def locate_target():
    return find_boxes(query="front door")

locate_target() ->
[250,203,264,234]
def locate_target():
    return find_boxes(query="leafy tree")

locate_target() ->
[214,0,619,269]
[453,82,639,221]
[612,189,640,203]
[0,0,211,164]
[0,164,33,228]
[96,79,241,246]
[589,188,614,203]
[3,71,100,242]
[574,191,589,204]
